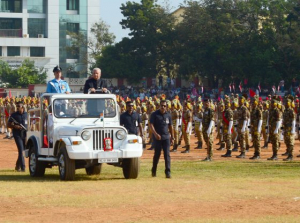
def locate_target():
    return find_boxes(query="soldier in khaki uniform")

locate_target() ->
[267,96,282,160]
[216,100,224,146]
[282,95,296,161]
[170,100,180,152]
[231,98,239,151]
[181,102,193,153]
[261,102,270,148]
[4,98,12,139]
[236,96,248,158]
[249,96,263,159]
[194,102,203,149]
[221,96,233,157]
[202,99,215,161]
[245,101,251,152]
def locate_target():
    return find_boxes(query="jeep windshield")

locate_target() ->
[53,98,116,118]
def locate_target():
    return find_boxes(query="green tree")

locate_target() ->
[0,60,47,88]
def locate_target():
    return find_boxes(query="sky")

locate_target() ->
[100,0,185,42]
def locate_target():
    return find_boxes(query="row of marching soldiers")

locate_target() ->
[117,93,298,161]
[0,96,45,138]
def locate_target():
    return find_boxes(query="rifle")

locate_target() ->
[10,116,27,131]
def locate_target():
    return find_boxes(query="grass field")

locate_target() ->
[1,158,300,222]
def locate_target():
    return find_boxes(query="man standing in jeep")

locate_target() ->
[83,68,107,94]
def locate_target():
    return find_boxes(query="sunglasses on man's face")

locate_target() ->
[160,105,167,107]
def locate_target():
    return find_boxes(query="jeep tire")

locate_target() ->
[29,146,46,177]
[58,147,75,181]
[86,164,102,175]
[122,158,140,179]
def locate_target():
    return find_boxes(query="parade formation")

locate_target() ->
[1,90,299,168]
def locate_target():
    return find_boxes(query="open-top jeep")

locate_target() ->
[25,93,143,180]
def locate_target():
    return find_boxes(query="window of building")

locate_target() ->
[66,47,79,60]
[27,0,47,14]
[67,23,79,34]
[0,47,2,56]
[0,18,22,37]
[28,18,46,38]
[30,47,45,57]
[7,47,20,56]
[0,0,22,13]
[67,0,79,11]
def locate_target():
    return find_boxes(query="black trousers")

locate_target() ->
[152,138,171,175]
[14,135,25,170]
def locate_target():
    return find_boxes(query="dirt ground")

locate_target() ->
[1,133,300,222]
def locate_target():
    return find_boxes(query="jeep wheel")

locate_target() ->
[85,164,102,175]
[58,147,75,181]
[122,158,140,179]
[29,146,45,177]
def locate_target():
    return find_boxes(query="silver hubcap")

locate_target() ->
[59,154,65,177]
[29,152,36,173]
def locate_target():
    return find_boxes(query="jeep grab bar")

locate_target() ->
[88,88,111,94]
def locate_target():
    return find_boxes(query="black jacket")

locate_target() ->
[83,78,105,94]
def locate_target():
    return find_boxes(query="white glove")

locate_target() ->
[291,120,296,134]
[228,121,233,134]
[199,119,202,131]
[274,120,281,134]
[241,120,247,133]
[257,120,262,134]
[175,119,179,131]
[186,122,192,134]
[207,120,214,135]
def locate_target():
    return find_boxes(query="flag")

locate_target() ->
[239,82,242,92]
[258,82,261,92]
[229,83,232,92]
[4,108,9,117]
[8,89,12,98]
[232,83,235,92]
[249,89,256,97]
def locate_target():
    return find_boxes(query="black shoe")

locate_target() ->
[143,144,146,149]
[281,152,289,156]
[166,174,171,178]
[170,149,177,152]
[8,136,14,139]
[297,154,300,158]
[236,152,245,159]
[17,169,25,172]
[262,143,268,148]
[198,142,202,149]
[283,156,293,161]
[3,136,9,139]
[267,155,278,161]
[15,166,21,171]
[202,157,212,161]
[152,172,156,177]
[221,150,232,157]
[181,149,189,154]
[245,145,250,152]
[249,155,260,160]
[217,147,225,151]
[147,147,154,150]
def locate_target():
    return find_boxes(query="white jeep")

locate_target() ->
[25,93,143,181]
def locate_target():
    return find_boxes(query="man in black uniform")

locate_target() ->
[7,101,28,172]
[83,68,107,93]
[120,101,143,137]
[150,100,174,178]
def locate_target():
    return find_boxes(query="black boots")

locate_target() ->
[221,150,232,157]
[195,141,202,149]
[181,145,190,153]
[249,153,260,160]
[217,142,225,151]
[202,156,212,161]
[236,152,245,158]
[232,142,239,152]
[262,142,268,148]
[283,155,293,161]
[170,144,178,152]
[267,154,278,160]
[245,145,250,152]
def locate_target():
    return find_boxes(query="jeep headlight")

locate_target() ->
[81,131,91,141]
[116,130,126,140]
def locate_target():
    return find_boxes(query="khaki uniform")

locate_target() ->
[171,109,179,145]
[194,110,203,146]
[283,107,296,156]
[262,109,269,146]
[221,108,233,151]
[237,105,248,153]
[250,107,263,156]
[203,107,215,158]
[182,110,192,146]
[269,107,281,156]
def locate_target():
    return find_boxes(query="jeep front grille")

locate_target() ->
[93,129,114,150]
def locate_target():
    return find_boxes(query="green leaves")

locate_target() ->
[0,59,46,88]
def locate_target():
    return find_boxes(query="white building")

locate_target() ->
[0,0,100,81]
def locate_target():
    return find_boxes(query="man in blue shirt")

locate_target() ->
[46,66,71,94]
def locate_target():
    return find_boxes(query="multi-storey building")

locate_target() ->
[0,0,100,81]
